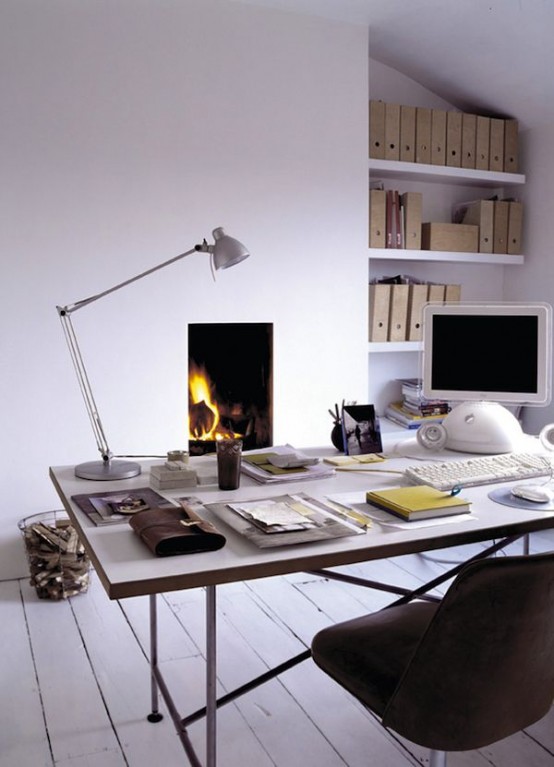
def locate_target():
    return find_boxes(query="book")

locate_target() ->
[366,485,471,521]
[402,400,450,417]
[71,487,173,526]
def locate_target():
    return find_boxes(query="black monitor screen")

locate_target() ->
[430,314,539,395]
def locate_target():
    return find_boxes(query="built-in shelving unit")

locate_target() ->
[368,155,527,421]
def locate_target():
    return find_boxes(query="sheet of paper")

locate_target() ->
[231,500,312,526]
[327,492,476,530]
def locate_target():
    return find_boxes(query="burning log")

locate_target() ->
[189,400,216,439]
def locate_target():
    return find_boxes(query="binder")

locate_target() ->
[401,192,422,250]
[493,200,510,253]
[507,201,523,255]
[384,190,402,248]
[427,284,446,302]
[368,283,390,341]
[369,100,385,159]
[393,190,402,248]
[489,118,505,172]
[461,113,477,169]
[446,111,462,167]
[407,284,428,340]
[385,103,401,161]
[455,199,494,253]
[369,189,387,248]
[431,109,447,166]
[444,284,462,302]
[415,107,431,164]
[386,189,394,248]
[475,116,490,170]
[388,284,410,341]
[400,105,416,163]
[504,119,519,173]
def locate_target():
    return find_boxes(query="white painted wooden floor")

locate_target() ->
[3,532,554,767]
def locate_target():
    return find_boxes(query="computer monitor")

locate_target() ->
[421,302,552,453]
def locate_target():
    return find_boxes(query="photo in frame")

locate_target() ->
[342,404,383,456]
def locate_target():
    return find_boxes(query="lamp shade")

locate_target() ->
[211,227,250,270]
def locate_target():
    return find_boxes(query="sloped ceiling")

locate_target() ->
[234,0,554,131]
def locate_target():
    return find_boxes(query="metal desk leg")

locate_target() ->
[148,594,163,723]
[524,533,530,555]
[206,585,217,767]
[146,589,214,767]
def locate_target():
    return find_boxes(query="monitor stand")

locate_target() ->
[441,401,524,454]
[396,401,531,462]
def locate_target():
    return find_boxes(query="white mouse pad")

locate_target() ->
[488,487,554,511]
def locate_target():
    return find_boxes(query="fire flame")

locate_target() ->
[188,363,243,441]
[188,363,221,440]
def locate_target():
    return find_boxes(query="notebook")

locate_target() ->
[366,485,471,521]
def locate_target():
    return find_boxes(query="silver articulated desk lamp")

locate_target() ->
[57,227,250,481]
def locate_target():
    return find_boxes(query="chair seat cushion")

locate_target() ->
[312,602,438,715]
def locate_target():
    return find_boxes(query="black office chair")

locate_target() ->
[311,552,554,767]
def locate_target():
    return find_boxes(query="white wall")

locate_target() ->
[0,0,368,579]
[504,123,554,435]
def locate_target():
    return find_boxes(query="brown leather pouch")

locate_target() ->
[129,504,226,556]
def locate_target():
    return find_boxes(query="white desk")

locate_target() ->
[49,442,554,766]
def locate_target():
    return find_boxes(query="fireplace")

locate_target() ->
[188,323,273,455]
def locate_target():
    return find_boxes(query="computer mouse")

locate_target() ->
[511,484,554,504]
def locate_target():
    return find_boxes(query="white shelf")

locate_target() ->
[369,341,422,353]
[369,158,525,187]
[369,248,524,265]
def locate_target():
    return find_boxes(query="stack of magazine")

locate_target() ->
[385,378,450,429]
[240,445,335,483]
[180,492,368,548]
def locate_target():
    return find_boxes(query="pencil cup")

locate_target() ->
[216,438,243,490]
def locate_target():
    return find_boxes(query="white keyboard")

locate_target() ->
[404,452,552,491]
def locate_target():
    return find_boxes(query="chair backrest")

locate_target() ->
[383,551,554,751]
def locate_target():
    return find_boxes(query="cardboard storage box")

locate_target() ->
[421,222,479,252]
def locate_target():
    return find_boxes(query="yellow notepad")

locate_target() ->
[366,485,471,521]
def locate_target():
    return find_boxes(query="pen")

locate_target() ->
[324,499,371,529]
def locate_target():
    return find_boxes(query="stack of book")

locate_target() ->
[384,378,450,430]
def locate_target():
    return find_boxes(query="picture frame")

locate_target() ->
[342,404,383,456]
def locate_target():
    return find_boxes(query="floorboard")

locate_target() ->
[2,532,554,766]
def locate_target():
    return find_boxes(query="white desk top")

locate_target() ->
[49,440,554,600]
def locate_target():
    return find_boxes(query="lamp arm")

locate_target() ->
[55,242,208,463]
[59,244,204,315]
[58,309,112,462]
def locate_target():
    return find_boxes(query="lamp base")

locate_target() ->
[74,459,142,481]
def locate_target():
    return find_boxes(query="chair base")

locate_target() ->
[430,750,447,767]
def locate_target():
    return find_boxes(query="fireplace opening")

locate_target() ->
[188,323,273,455]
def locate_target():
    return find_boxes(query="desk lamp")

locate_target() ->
[57,227,250,481]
